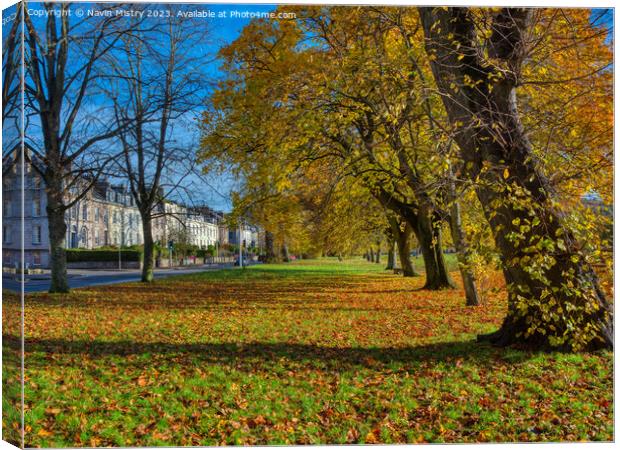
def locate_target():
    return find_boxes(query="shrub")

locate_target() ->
[196,246,216,258]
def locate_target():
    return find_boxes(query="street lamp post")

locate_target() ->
[118,209,123,270]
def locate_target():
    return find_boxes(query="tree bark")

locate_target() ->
[447,171,481,306]
[374,242,381,263]
[448,197,480,306]
[376,191,449,287]
[47,199,69,293]
[368,247,374,263]
[141,214,154,282]
[419,7,612,350]
[281,243,290,262]
[415,208,454,290]
[385,238,395,270]
[388,217,418,277]
[264,231,277,262]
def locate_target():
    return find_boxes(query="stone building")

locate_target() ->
[2,148,234,269]
[2,151,48,267]
[64,181,143,251]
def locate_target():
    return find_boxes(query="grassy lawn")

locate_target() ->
[2,258,613,446]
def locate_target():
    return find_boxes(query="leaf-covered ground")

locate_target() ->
[2,258,613,446]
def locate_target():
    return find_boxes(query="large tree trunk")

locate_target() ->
[414,209,454,290]
[264,231,277,263]
[388,217,418,277]
[385,238,395,270]
[374,242,381,263]
[368,247,374,263]
[47,198,69,293]
[141,214,154,282]
[281,243,290,262]
[395,232,416,277]
[374,186,454,288]
[419,7,612,350]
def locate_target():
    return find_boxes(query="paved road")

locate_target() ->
[2,263,239,293]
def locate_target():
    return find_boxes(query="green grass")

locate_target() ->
[3,257,612,446]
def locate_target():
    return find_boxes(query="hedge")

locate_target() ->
[66,249,142,262]
[196,248,216,258]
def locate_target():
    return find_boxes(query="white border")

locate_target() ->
[0,1,615,450]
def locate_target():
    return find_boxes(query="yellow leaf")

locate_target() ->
[503,168,509,179]
[365,431,378,444]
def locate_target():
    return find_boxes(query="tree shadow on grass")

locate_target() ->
[16,275,435,311]
[5,335,536,371]
[172,266,389,280]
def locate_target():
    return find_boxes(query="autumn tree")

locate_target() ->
[418,7,613,350]
[201,9,469,291]
[201,112,388,261]
[103,8,209,282]
[24,4,136,292]
[519,9,613,272]
[296,7,457,289]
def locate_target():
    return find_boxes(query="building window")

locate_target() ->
[82,205,88,220]
[104,230,108,246]
[32,225,42,245]
[33,251,41,266]
[80,227,88,247]
[95,207,100,222]
[3,197,11,217]
[33,195,41,216]
[3,249,12,266]
[3,226,10,244]
[95,229,100,246]
[70,226,78,248]
[113,211,118,224]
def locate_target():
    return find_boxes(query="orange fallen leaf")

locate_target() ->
[365,431,378,444]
